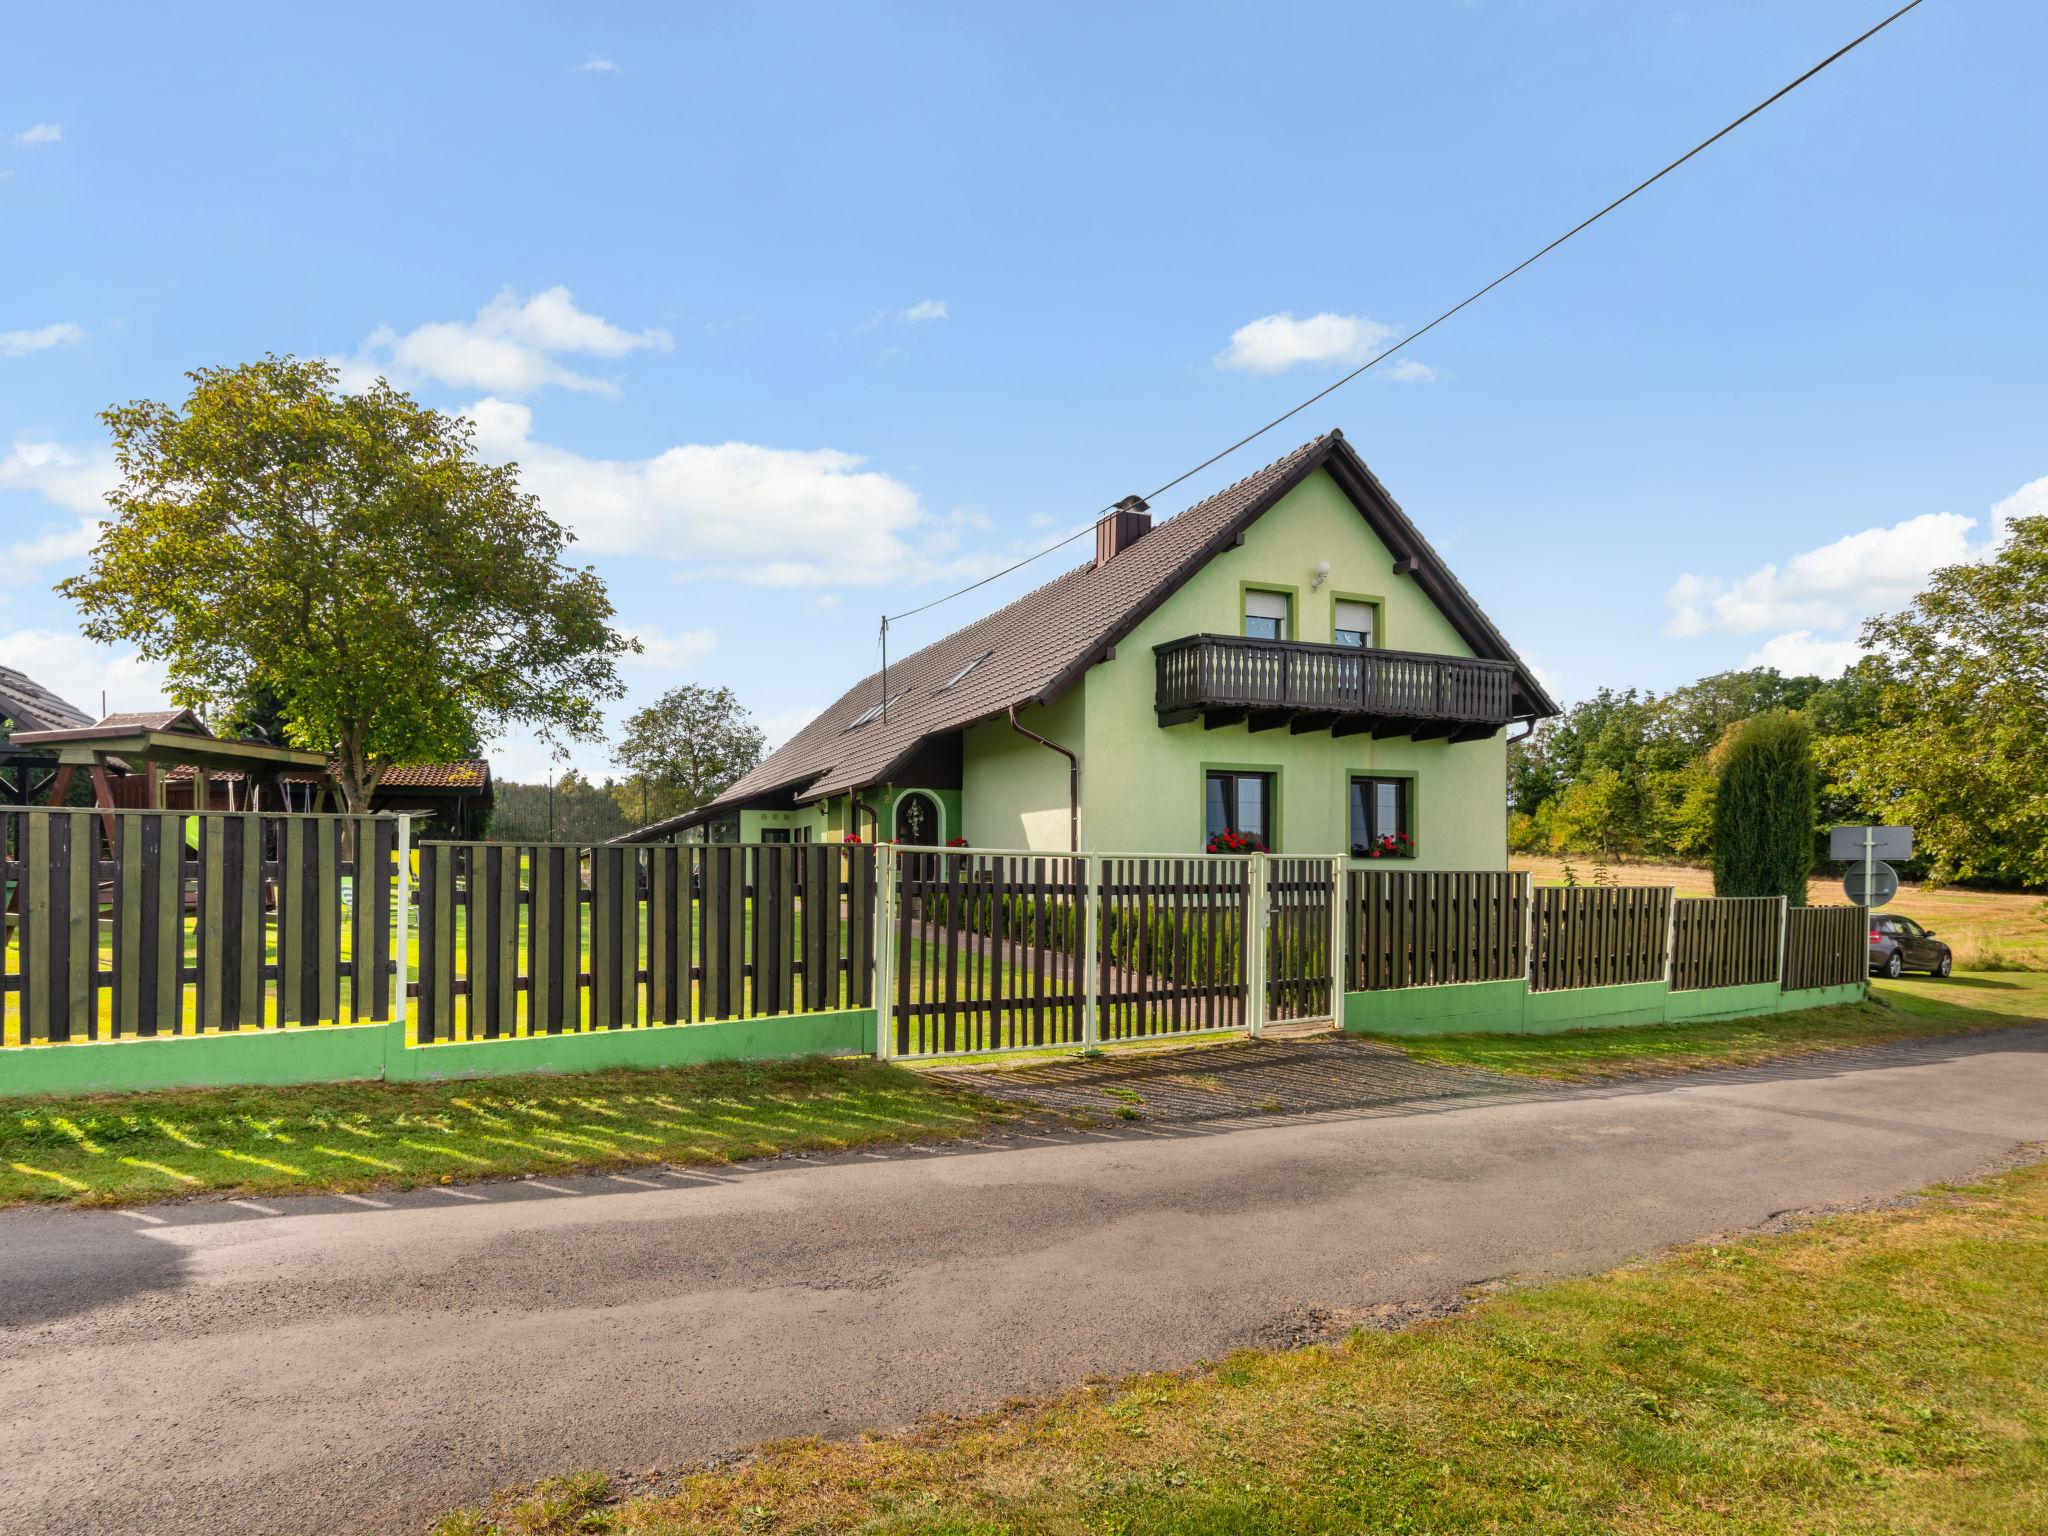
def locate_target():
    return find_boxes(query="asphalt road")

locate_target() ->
[4,1027,2045,1536]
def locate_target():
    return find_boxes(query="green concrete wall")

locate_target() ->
[1077,468,1509,864]
[1344,978,1868,1037]
[391,1009,876,1082]
[0,1010,878,1099]
[962,687,1087,850]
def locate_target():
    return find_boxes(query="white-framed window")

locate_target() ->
[1243,589,1290,641]
[1334,600,1377,648]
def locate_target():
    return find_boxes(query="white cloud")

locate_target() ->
[1990,475,2048,542]
[1662,510,1983,638]
[0,629,166,720]
[1667,476,2041,679]
[1743,631,1864,678]
[466,397,952,587]
[621,625,718,672]
[1,438,115,576]
[336,286,671,399]
[853,299,950,336]
[1,322,84,357]
[576,55,619,73]
[1388,358,1437,384]
[1215,311,1397,375]
[12,123,62,147]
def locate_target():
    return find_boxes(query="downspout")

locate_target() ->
[1008,704,1079,853]
[1506,718,1537,745]
[856,791,881,843]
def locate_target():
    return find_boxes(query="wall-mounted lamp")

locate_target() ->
[1310,559,1332,590]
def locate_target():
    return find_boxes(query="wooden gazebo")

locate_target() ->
[6,710,329,813]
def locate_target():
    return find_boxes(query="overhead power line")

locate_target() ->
[884,0,1925,629]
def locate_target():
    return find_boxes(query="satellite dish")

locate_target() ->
[1844,860,1899,909]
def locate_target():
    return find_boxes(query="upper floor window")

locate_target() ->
[1349,775,1412,858]
[1243,589,1290,641]
[1333,599,1378,648]
[1206,770,1273,849]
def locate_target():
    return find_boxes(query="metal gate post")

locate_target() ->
[1661,884,1680,987]
[872,842,897,1059]
[1775,893,1790,986]
[1328,859,1346,1028]
[1246,852,1269,1039]
[1081,852,1101,1051]
[393,814,412,1032]
[1521,871,1535,983]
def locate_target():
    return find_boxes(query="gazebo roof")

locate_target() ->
[6,719,328,774]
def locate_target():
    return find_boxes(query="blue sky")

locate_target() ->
[4,1,2042,780]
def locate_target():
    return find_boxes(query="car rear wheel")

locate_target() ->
[1882,951,1903,979]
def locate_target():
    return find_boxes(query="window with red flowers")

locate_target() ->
[1349,775,1413,858]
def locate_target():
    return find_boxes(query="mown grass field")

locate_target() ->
[434,1153,2048,1535]
[1372,970,2048,1082]
[0,1057,1010,1207]
[1513,854,2048,970]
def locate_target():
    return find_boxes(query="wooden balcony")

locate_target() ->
[1153,634,1517,741]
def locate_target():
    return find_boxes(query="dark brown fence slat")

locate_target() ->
[1783,904,1868,991]
[1669,895,1782,991]
[1346,869,1524,990]
[1529,885,1673,991]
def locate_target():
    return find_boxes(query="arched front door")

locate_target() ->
[892,791,941,847]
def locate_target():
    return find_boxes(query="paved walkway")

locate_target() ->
[3,1027,2045,1536]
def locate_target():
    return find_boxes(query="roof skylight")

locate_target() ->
[938,650,995,692]
[844,689,912,730]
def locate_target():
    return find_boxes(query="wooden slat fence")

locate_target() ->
[3,808,399,1046]
[1098,856,1254,1043]
[1529,885,1673,991]
[1668,895,1783,991]
[1783,904,1868,991]
[413,841,877,1043]
[1347,869,1527,990]
[891,849,1090,1057]
[1267,858,1335,1022]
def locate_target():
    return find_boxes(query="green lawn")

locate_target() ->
[435,1154,2048,1535]
[0,1056,1012,1207]
[1367,970,2048,1082]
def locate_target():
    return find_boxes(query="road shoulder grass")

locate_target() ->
[0,1056,1014,1208]
[1366,969,2048,1082]
[437,1149,2048,1536]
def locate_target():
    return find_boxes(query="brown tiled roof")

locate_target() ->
[97,709,209,733]
[159,759,491,791]
[375,761,490,791]
[666,431,1556,830]
[0,666,94,733]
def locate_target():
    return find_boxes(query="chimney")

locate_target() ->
[1094,495,1152,567]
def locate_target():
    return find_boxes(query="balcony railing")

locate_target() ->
[1154,634,1517,739]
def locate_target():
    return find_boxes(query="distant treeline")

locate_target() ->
[1509,667,1883,869]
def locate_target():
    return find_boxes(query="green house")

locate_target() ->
[635,432,1559,866]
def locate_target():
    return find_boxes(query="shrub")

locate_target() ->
[1712,710,1817,904]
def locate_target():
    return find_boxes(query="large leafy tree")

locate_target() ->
[613,684,765,826]
[1712,710,1817,903]
[1826,515,2048,885]
[61,357,632,811]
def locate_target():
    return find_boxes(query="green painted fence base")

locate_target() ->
[1344,978,1869,1038]
[0,1010,878,1099]
[391,1009,877,1083]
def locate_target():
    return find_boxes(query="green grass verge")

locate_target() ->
[0,1057,1010,1208]
[436,1152,2048,1536]
[1363,970,2048,1082]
